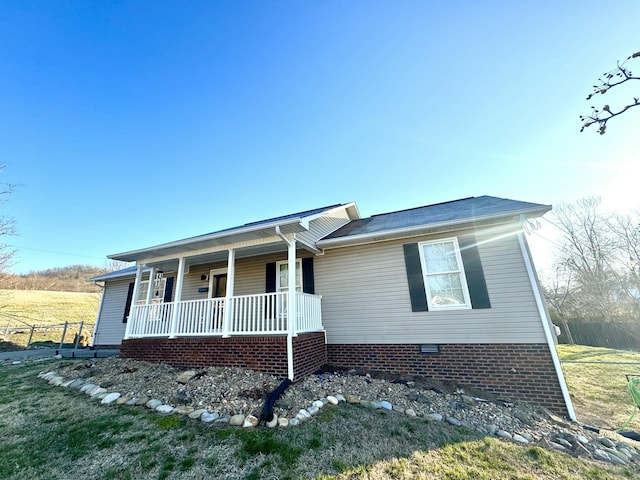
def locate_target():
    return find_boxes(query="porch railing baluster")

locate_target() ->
[127,292,322,339]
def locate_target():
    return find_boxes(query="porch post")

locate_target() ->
[287,239,296,379]
[168,257,185,339]
[145,267,155,304]
[222,248,236,337]
[124,264,144,339]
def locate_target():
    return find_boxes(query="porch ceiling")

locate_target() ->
[148,241,296,272]
[108,218,306,265]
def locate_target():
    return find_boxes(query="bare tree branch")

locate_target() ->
[580,51,640,134]
[0,164,16,274]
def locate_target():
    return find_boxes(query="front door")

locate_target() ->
[211,273,227,298]
[207,269,227,331]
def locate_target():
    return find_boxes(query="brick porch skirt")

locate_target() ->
[326,343,569,416]
[119,331,326,379]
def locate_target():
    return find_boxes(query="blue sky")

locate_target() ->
[1,1,638,274]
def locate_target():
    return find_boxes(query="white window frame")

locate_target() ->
[276,259,302,292]
[208,268,228,299]
[136,278,167,305]
[417,237,471,311]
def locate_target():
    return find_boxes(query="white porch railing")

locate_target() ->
[126,292,322,339]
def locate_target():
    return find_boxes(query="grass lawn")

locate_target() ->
[0,357,637,480]
[0,290,100,325]
[557,344,640,431]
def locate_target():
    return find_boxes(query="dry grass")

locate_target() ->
[0,290,98,347]
[557,344,640,431]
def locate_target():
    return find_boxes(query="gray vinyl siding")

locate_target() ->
[93,278,130,346]
[181,251,314,301]
[93,224,544,346]
[315,227,547,344]
[296,209,351,246]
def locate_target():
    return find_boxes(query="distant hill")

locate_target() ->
[0,264,115,293]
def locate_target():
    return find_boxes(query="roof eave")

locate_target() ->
[316,205,551,249]
[108,217,306,263]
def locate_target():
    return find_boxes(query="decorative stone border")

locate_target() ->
[37,369,640,467]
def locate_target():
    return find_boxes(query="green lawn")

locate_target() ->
[0,356,637,480]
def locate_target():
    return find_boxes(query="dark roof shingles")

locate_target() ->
[323,196,548,239]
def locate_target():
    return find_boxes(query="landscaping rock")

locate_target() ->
[189,409,207,419]
[201,412,219,423]
[101,392,121,404]
[37,356,640,468]
[229,414,245,426]
[446,416,462,427]
[277,417,289,428]
[156,404,174,414]
[243,415,259,428]
[599,437,616,448]
[266,414,278,428]
[512,434,529,444]
[176,370,197,384]
[145,399,163,409]
[174,405,195,415]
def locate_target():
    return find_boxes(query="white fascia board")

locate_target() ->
[89,267,151,282]
[302,202,360,227]
[316,207,551,249]
[299,202,360,229]
[109,217,306,262]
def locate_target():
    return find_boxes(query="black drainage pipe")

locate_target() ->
[260,378,292,424]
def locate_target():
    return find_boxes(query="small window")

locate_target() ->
[276,259,302,292]
[136,278,167,305]
[418,238,471,310]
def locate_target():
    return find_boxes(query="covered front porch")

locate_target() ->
[117,219,326,379]
[127,291,322,338]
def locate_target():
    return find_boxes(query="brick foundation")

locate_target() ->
[119,331,326,379]
[327,343,569,416]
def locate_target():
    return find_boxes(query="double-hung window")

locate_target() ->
[276,259,302,292]
[136,278,167,305]
[418,237,471,310]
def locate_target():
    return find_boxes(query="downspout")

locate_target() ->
[90,281,105,348]
[275,226,295,380]
[517,215,576,420]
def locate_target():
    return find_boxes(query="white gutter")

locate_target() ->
[275,226,296,380]
[516,219,576,420]
[316,207,551,249]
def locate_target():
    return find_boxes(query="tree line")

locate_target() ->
[0,265,112,293]
[542,197,640,347]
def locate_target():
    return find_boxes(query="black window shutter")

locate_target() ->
[123,282,135,323]
[265,262,276,293]
[302,257,315,294]
[164,277,174,303]
[403,243,429,312]
[458,234,491,309]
